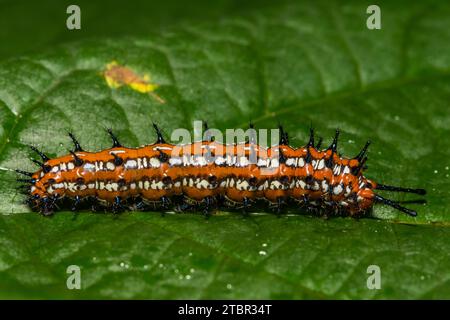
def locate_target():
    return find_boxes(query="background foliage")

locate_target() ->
[0,0,449,299]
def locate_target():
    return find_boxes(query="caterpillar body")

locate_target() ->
[17,124,426,217]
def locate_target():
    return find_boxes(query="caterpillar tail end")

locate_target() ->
[373,194,418,217]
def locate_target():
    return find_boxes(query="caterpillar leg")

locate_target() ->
[112,196,124,213]
[270,197,286,216]
[203,196,216,218]
[39,197,56,216]
[160,196,171,210]
[240,197,252,216]
[71,195,81,211]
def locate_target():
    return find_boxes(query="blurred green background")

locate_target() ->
[0,0,280,60]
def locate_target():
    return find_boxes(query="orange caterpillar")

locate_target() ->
[17,124,426,217]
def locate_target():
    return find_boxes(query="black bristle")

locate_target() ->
[352,156,367,175]
[69,150,83,166]
[356,140,371,161]
[68,132,83,152]
[15,169,32,177]
[112,153,123,166]
[158,150,169,162]
[152,123,166,144]
[307,127,315,148]
[325,156,333,169]
[31,158,43,167]
[305,152,312,164]
[279,149,286,164]
[374,194,418,217]
[106,128,122,148]
[284,132,289,145]
[328,129,340,153]
[31,158,50,173]
[17,178,36,184]
[248,122,256,144]
[325,129,340,168]
[375,184,426,195]
[316,137,323,149]
[279,125,289,145]
[204,145,215,163]
[30,145,49,162]
[203,121,214,142]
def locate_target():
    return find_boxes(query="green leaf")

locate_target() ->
[0,0,450,299]
[0,0,273,60]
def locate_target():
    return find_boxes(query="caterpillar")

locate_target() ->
[16,123,426,217]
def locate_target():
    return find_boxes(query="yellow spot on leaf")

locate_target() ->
[103,61,164,103]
